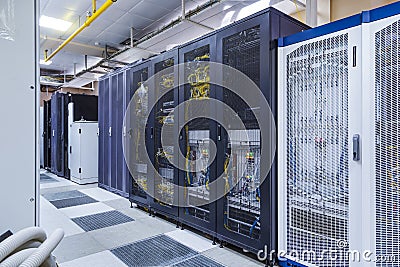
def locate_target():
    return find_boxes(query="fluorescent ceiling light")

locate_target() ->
[40,59,52,65]
[39,15,72,31]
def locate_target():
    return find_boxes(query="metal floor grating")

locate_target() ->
[111,235,198,266]
[50,195,97,209]
[40,174,58,183]
[72,210,134,232]
[42,190,87,201]
[172,255,225,267]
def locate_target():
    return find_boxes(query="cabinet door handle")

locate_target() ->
[353,134,360,161]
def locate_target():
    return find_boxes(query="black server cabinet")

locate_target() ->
[108,70,128,197]
[214,8,308,255]
[178,35,218,236]
[69,94,98,122]
[110,74,118,194]
[50,92,68,178]
[43,100,52,170]
[149,49,179,218]
[98,78,106,189]
[127,60,152,209]
[99,76,111,191]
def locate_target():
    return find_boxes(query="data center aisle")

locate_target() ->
[39,170,263,267]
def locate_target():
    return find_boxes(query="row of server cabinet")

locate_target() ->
[99,2,400,266]
[98,6,308,260]
[278,3,400,267]
[43,92,98,179]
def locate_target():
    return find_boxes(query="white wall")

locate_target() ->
[0,0,39,233]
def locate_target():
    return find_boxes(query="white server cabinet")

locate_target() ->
[361,5,400,267]
[0,1,39,233]
[69,121,99,184]
[278,15,363,267]
[278,3,400,267]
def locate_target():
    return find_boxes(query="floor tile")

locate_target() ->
[103,198,132,211]
[79,187,122,202]
[172,254,225,267]
[40,184,97,195]
[50,196,98,209]
[202,247,264,267]
[60,202,114,218]
[118,206,152,220]
[111,235,198,267]
[166,230,217,253]
[53,233,106,263]
[59,250,127,267]
[40,197,84,237]
[42,190,87,201]
[89,217,176,250]
[72,210,134,232]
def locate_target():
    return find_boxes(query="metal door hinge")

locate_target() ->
[79,168,82,174]
[79,129,82,134]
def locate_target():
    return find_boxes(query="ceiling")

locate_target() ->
[39,0,329,87]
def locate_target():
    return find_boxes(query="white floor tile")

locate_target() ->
[59,251,127,267]
[166,230,217,253]
[40,178,75,189]
[60,202,115,218]
[79,187,122,202]
[40,197,84,237]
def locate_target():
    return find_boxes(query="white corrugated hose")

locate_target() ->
[0,227,64,267]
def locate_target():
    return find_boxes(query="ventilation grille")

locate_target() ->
[285,34,350,267]
[375,19,400,267]
[111,235,197,266]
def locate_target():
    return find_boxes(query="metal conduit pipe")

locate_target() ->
[74,0,222,79]
[45,0,117,62]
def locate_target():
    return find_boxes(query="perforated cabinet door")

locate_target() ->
[278,24,363,267]
[362,11,400,267]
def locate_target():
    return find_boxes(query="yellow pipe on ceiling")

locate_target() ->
[45,0,116,62]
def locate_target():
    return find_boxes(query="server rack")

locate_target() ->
[43,100,52,170]
[148,49,180,219]
[50,92,98,179]
[361,4,400,267]
[215,8,308,256]
[69,121,98,184]
[178,34,218,236]
[98,75,111,190]
[67,94,98,179]
[50,92,68,177]
[108,70,128,197]
[278,12,365,267]
[126,60,153,210]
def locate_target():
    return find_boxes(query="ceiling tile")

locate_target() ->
[62,1,92,14]
[116,12,155,29]
[130,1,170,20]
[146,0,182,11]
[101,7,127,21]
[105,23,130,38]
[96,31,127,45]
[113,0,142,12]
[88,17,117,32]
